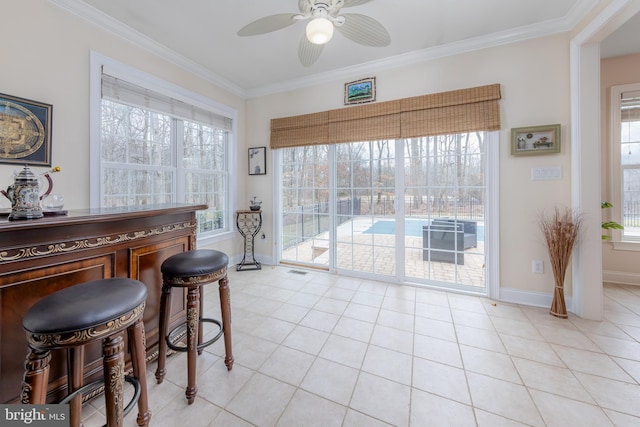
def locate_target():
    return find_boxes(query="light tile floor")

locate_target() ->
[83,267,640,426]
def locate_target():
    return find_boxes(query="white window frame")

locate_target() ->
[610,83,640,250]
[89,51,237,245]
[273,131,500,300]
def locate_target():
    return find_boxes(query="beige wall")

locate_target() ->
[601,53,640,282]
[3,1,589,301]
[248,33,574,298]
[0,0,247,256]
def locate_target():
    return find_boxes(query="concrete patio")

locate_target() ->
[282,218,485,289]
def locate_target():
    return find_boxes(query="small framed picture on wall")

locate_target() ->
[344,77,376,105]
[510,124,561,156]
[248,146,266,175]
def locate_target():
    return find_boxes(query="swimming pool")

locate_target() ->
[363,219,485,241]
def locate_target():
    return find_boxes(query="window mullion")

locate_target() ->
[174,118,183,203]
[94,54,235,240]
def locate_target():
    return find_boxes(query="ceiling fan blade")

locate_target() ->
[237,13,299,36]
[342,0,372,8]
[298,0,313,15]
[336,13,390,47]
[298,35,324,67]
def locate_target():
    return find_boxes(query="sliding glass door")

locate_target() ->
[280,146,331,266]
[334,140,397,277]
[403,134,486,290]
[278,132,489,292]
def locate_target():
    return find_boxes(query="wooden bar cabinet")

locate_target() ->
[0,203,206,403]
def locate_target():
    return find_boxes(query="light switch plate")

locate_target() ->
[531,167,561,180]
[532,259,544,274]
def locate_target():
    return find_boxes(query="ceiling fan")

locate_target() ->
[237,0,391,67]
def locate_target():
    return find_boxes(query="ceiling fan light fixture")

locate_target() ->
[306,17,334,45]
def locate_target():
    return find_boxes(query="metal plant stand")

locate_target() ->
[236,209,262,271]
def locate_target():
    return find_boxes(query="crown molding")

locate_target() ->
[49,0,247,98]
[50,0,600,100]
[247,0,601,98]
[247,17,573,98]
[565,0,603,28]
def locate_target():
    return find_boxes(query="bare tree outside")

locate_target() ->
[100,100,229,234]
[621,95,640,235]
[280,133,486,288]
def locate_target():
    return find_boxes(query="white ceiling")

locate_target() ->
[601,11,640,59]
[52,0,637,98]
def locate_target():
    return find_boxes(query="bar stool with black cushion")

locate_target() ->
[21,278,151,427]
[155,249,233,404]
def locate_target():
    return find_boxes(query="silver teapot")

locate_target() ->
[1,165,54,220]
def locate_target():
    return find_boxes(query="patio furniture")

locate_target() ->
[437,219,477,249]
[422,219,477,264]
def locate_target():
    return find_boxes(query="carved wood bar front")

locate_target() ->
[0,203,205,403]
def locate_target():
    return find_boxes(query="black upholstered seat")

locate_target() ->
[21,278,151,427]
[156,248,233,404]
[24,278,147,336]
[161,249,229,278]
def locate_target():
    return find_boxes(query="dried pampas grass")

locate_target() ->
[539,207,583,318]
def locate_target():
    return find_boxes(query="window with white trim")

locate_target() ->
[611,83,640,240]
[93,60,235,239]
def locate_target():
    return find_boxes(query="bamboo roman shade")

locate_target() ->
[267,111,329,149]
[271,83,501,148]
[328,99,402,144]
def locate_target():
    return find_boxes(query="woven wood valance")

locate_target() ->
[269,111,328,149]
[328,100,402,144]
[271,83,501,149]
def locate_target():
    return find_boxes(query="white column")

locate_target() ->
[570,41,603,320]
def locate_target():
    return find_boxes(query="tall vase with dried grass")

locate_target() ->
[539,207,583,318]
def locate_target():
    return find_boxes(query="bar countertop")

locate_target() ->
[0,203,207,232]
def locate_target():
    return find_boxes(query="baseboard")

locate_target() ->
[602,270,640,286]
[229,254,274,269]
[499,287,574,313]
[255,255,274,267]
[227,256,585,313]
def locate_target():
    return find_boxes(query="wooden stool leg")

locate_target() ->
[67,346,85,427]
[102,334,125,427]
[197,287,204,355]
[185,287,199,404]
[128,318,151,426]
[21,349,51,404]
[155,284,172,384]
[218,275,234,370]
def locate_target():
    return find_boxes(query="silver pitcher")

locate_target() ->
[1,165,53,220]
